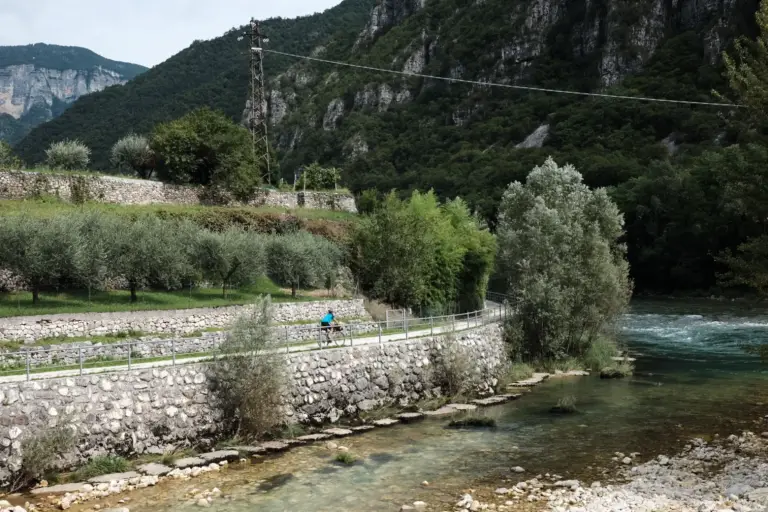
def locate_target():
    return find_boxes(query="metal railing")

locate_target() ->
[0,296,510,381]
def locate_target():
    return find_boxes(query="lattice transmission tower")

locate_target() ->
[250,18,271,184]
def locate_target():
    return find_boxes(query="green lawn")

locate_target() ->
[0,276,333,318]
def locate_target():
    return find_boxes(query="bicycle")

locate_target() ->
[318,323,345,348]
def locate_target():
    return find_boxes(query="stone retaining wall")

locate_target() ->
[0,322,382,370]
[0,324,505,482]
[0,171,357,212]
[0,299,368,343]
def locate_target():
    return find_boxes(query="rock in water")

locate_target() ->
[600,367,626,379]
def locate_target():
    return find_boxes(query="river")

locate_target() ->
[68,300,768,512]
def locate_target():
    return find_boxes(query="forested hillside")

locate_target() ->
[14,0,768,295]
[14,0,375,169]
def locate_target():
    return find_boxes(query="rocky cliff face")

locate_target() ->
[0,64,126,120]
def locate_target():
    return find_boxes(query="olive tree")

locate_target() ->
[111,134,154,179]
[0,141,23,170]
[70,211,114,301]
[192,228,266,297]
[266,232,341,297]
[0,215,81,303]
[108,216,190,302]
[497,157,631,360]
[45,140,91,170]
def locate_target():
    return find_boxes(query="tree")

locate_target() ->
[296,162,341,190]
[351,191,471,312]
[108,216,190,302]
[45,140,91,170]
[0,215,81,303]
[71,211,114,301]
[722,0,768,119]
[0,141,23,170]
[111,134,155,179]
[193,228,266,297]
[266,232,341,297]
[151,107,260,201]
[497,157,631,360]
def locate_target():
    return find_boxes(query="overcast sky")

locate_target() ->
[0,0,343,68]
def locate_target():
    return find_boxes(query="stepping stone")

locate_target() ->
[297,433,332,442]
[424,406,461,417]
[446,403,477,412]
[372,418,400,427]
[323,428,354,437]
[509,373,550,387]
[260,441,290,453]
[88,471,141,483]
[173,457,206,469]
[30,482,88,495]
[225,445,266,456]
[471,396,510,406]
[283,438,307,447]
[198,450,240,464]
[612,356,636,362]
[137,463,172,476]
[397,412,425,423]
[351,425,375,433]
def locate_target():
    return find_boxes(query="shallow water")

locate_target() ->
[74,300,768,512]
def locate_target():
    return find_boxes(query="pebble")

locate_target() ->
[513,466,525,473]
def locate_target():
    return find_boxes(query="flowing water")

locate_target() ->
[69,300,768,512]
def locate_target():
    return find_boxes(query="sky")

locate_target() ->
[0,0,343,68]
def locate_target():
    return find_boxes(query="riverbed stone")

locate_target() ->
[424,406,461,417]
[226,445,266,455]
[30,482,88,495]
[88,471,141,483]
[397,412,425,422]
[373,418,400,427]
[137,463,172,476]
[174,457,206,469]
[198,450,239,464]
[297,433,332,442]
[446,404,478,412]
[261,441,290,452]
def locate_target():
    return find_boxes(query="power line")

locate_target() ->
[263,48,742,109]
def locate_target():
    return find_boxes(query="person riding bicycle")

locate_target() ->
[320,309,335,344]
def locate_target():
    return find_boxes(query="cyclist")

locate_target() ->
[320,309,335,344]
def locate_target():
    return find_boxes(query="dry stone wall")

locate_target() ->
[0,324,505,482]
[0,171,357,212]
[0,299,368,343]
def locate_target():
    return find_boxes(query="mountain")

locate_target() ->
[0,44,147,144]
[13,0,376,167]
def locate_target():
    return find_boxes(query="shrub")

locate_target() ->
[431,337,473,398]
[192,227,266,297]
[45,140,91,170]
[583,336,620,372]
[0,141,23,170]
[550,395,578,414]
[111,134,155,179]
[151,107,260,201]
[71,455,129,481]
[10,425,76,492]
[448,415,497,428]
[497,157,632,361]
[208,296,287,440]
[333,452,358,465]
[296,162,341,190]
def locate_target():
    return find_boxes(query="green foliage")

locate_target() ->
[447,415,497,428]
[351,190,494,311]
[0,141,23,170]
[192,227,266,297]
[723,0,768,119]
[583,335,621,372]
[334,452,359,465]
[71,455,130,482]
[11,424,76,492]
[208,296,287,440]
[151,108,259,200]
[498,157,631,360]
[45,140,91,170]
[550,395,578,414]
[0,43,146,77]
[266,231,342,297]
[111,134,155,179]
[296,162,341,190]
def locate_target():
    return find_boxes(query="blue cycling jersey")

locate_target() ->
[321,313,334,323]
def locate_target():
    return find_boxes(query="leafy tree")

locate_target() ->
[45,140,91,170]
[266,231,341,297]
[71,211,114,301]
[151,107,260,201]
[497,157,631,360]
[0,141,23,170]
[296,162,341,190]
[0,215,81,303]
[723,0,768,119]
[111,134,155,179]
[193,228,266,297]
[108,215,190,302]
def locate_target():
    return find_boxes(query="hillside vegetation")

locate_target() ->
[0,44,147,78]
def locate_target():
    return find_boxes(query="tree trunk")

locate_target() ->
[291,283,297,298]
[222,282,228,298]
[130,282,138,303]
[32,286,40,305]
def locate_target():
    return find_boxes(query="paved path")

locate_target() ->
[0,307,505,383]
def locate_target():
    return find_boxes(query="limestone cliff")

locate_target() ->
[0,44,146,144]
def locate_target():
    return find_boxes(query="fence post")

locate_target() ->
[25,352,30,381]
[349,325,353,347]
[405,316,409,340]
[128,343,132,370]
[378,324,382,344]
[286,326,290,354]
[430,317,434,336]
[79,348,83,376]
[171,339,176,366]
